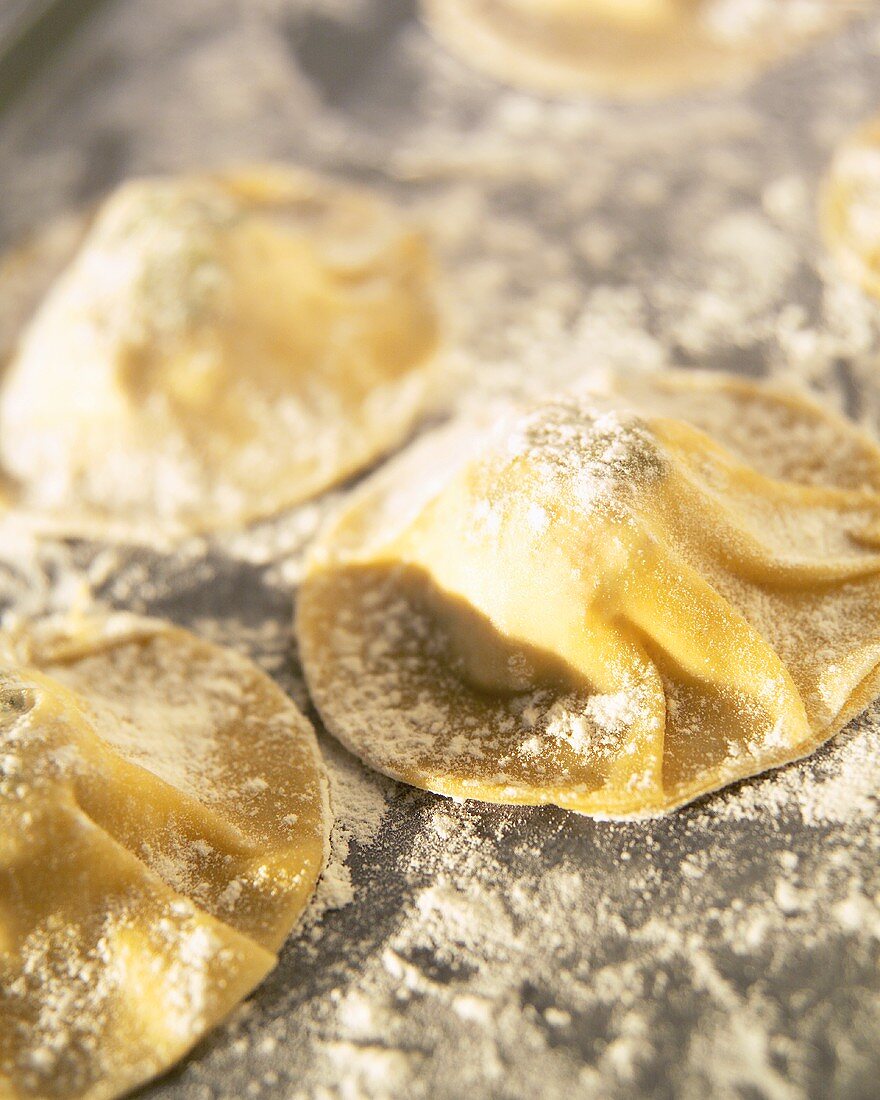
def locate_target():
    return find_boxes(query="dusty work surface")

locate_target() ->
[1,2,879,1097]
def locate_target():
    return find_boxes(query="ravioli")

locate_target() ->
[822,115,880,299]
[421,0,849,98]
[0,167,440,538]
[298,371,880,817]
[0,614,328,1099]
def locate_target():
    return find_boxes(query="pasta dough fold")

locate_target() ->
[0,167,440,537]
[299,371,880,816]
[0,614,328,1100]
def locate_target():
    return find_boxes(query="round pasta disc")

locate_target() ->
[421,0,851,99]
[298,370,880,818]
[0,613,328,1100]
[822,114,880,299]
[0,166,441,539]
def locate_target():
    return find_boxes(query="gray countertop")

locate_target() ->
[1,3,879,1098]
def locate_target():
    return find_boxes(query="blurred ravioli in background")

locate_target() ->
[0,167,441,540]
[421,0,855,98]
[823,113,880,299]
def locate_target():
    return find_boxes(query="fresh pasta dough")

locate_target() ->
[822,115,880,299]
[421,0,849,98]
[0,167,440,537]
[299,371,880,817]
[0,614,328,1099]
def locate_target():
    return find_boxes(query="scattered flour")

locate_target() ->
[0,0,878,1097]
[301,738,392,934]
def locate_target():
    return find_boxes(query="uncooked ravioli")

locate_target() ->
[421,0,849,98]
[0,167,440,538]
[822,115,880,298]
[0,614,328,1100]
[298,371,880,818]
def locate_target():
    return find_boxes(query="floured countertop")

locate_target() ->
[0,2,879,1097]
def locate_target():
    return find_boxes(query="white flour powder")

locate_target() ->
[0,0,878,1097]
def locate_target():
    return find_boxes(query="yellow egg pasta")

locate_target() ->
[823,114,880,299]
[299,371,880,817]
[0,614,328,1100]
[422,0,850,98]
[0,167,440,538]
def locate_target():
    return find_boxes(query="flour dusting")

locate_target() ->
[0,0,878,1096]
